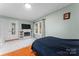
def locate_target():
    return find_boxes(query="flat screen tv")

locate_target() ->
[21,24,31,29]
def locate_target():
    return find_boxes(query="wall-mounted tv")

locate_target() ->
[21,24,31,29]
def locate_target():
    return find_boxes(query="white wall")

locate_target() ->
[45,4,79,39]
[0,20,5,43]
[0,16,33,43]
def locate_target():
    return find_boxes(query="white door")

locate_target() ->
[8,20,19,40]
[34,20,44,38]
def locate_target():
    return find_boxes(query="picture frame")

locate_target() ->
[64,12,70,20]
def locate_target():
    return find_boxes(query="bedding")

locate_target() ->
[32,36,79,56]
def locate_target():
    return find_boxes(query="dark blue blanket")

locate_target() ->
[32,36,79,56]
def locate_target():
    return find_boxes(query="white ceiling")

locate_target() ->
[0,3,71,21]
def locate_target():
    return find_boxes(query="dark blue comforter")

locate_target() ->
[32,36,79,56]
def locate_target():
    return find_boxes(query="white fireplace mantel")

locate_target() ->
[19,29,32,39]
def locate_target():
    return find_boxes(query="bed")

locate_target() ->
[32,36,79,56]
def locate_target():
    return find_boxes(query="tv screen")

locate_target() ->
[21,24,31,29]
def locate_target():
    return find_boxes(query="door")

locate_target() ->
[8,20,19,40]
[34,20,45,38]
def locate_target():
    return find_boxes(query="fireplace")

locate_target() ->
[19,29,32,38]
[24,32,30,36]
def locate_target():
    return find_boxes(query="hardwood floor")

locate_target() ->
[0,38,35,55]
[2,46,36,56]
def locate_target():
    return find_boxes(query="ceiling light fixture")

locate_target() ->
[25,3,31,9]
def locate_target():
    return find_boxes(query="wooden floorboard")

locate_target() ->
[2,45,36,56]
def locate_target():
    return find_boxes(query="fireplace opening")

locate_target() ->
[24,32,30,36]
